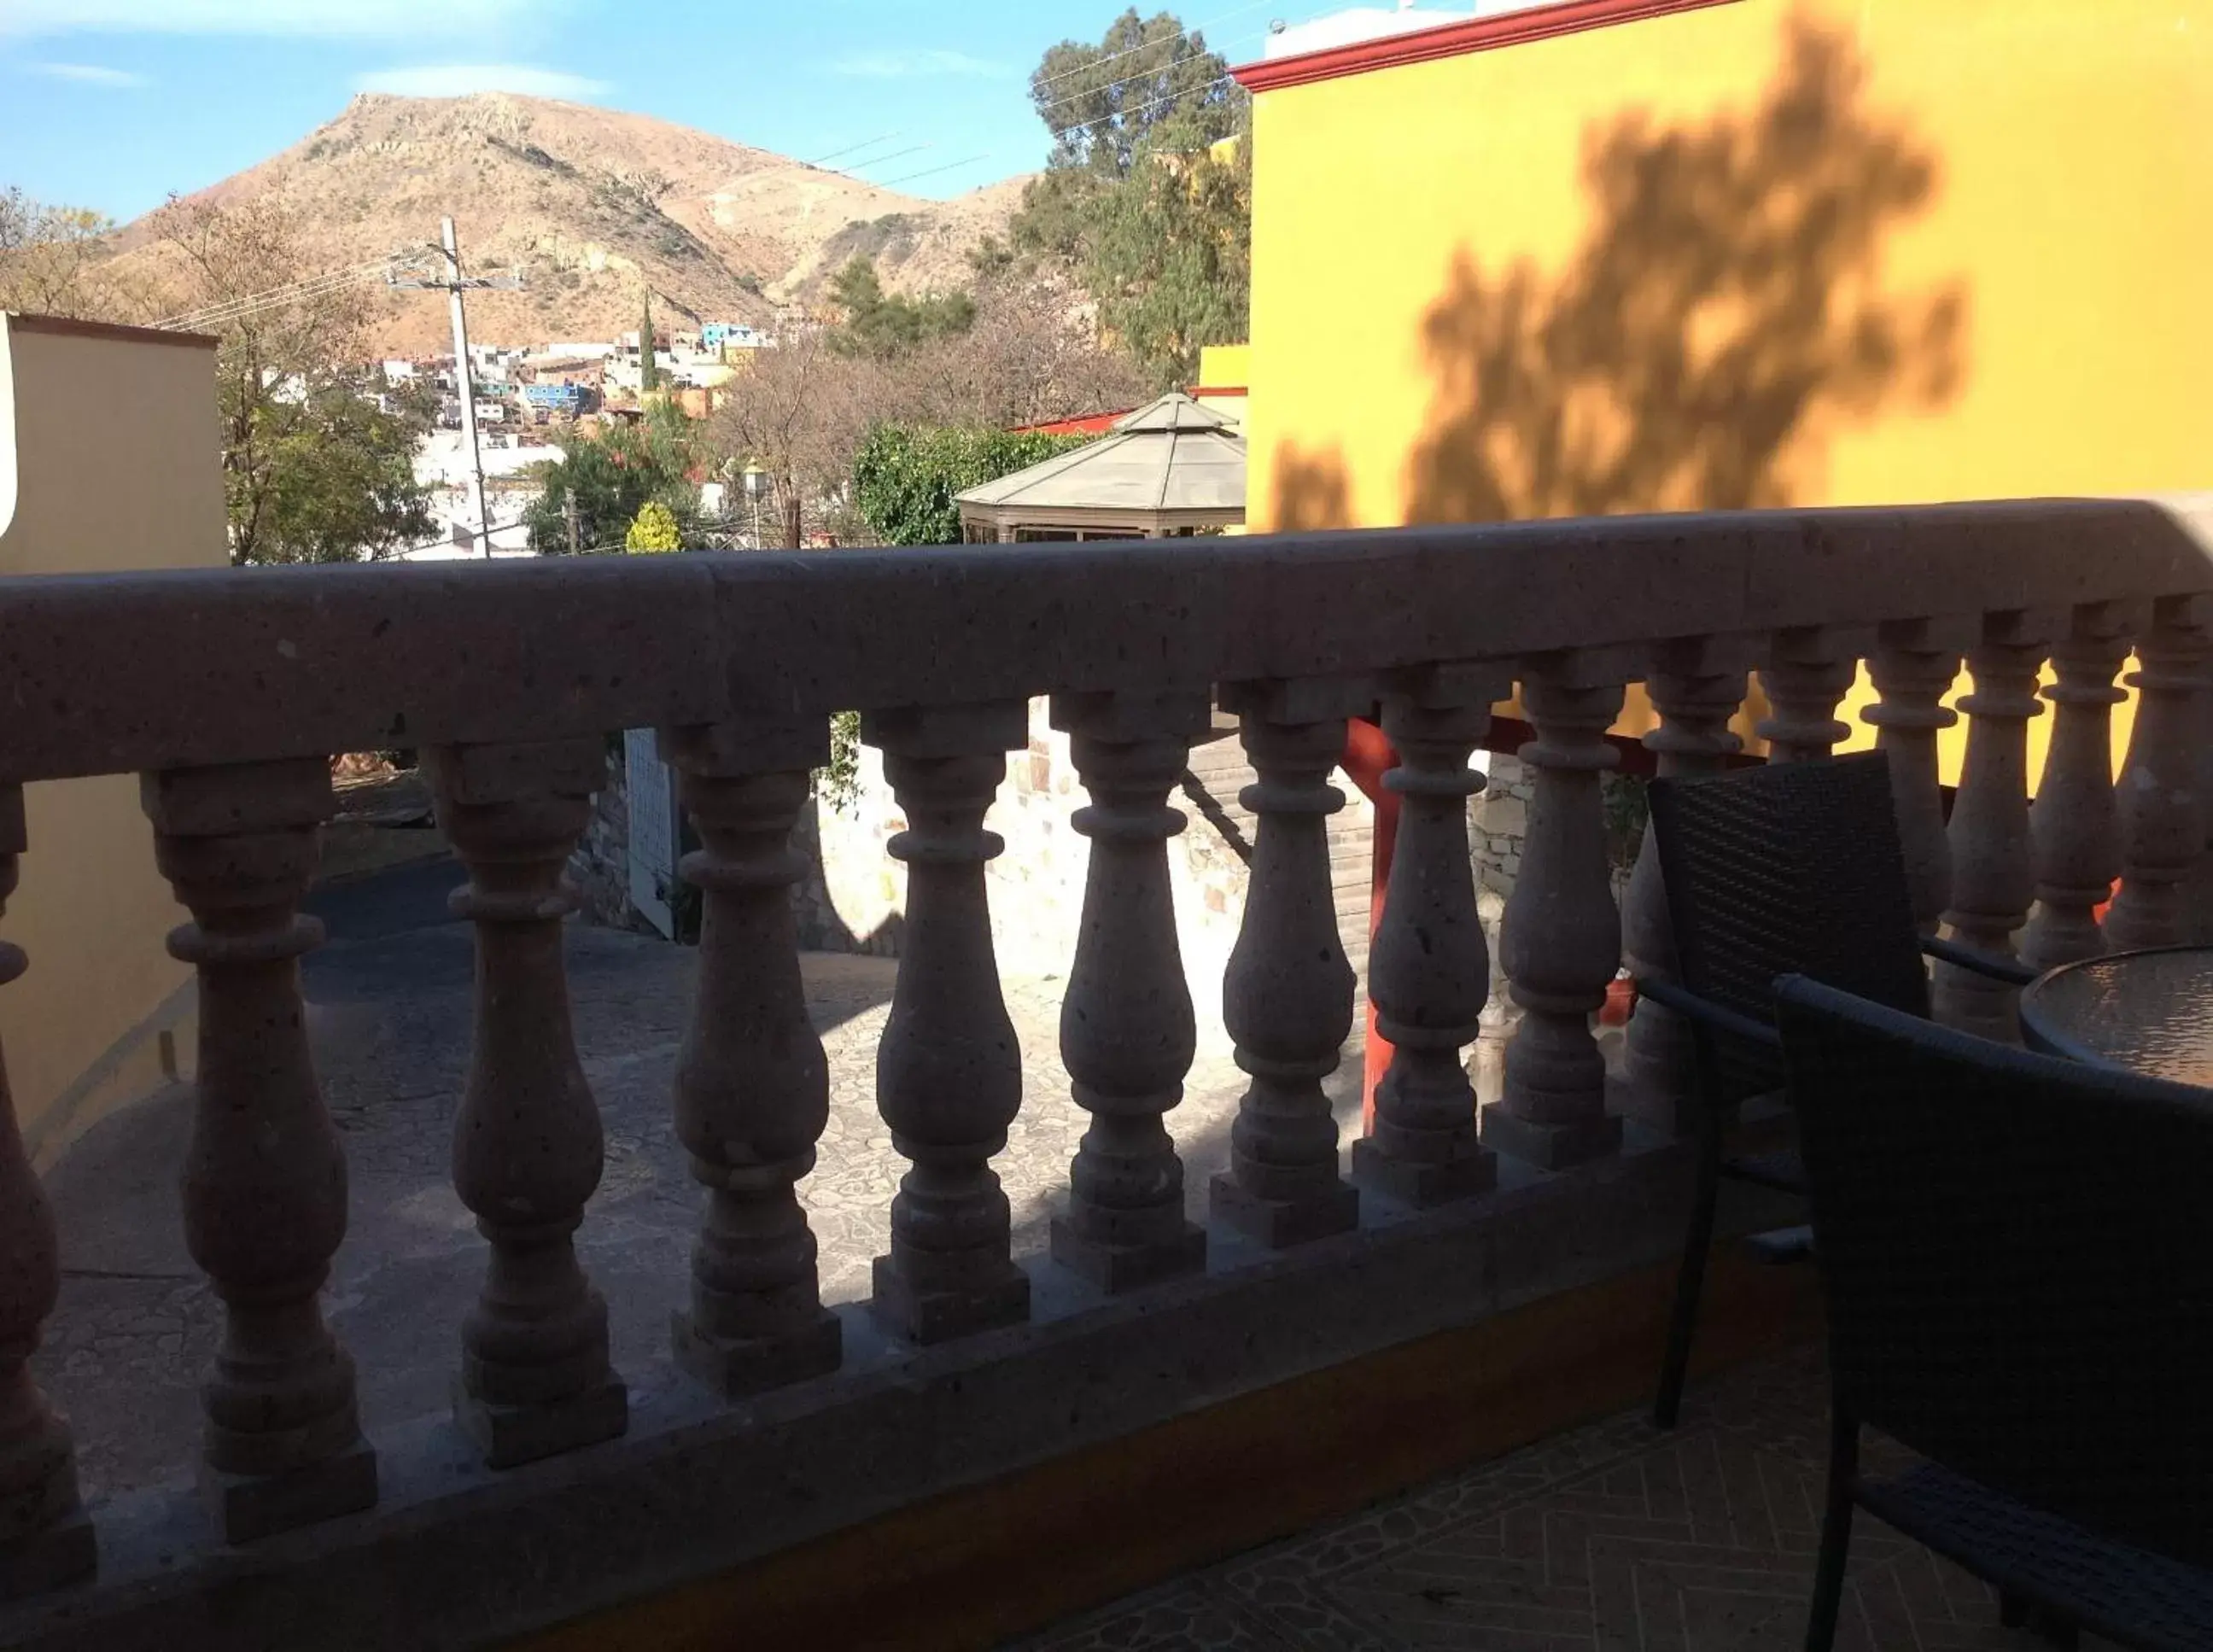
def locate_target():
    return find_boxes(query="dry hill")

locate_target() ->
[107,92,1030,356]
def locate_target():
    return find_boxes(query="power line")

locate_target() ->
[154,259,392,330]
[376,507,540,560]
[158,242,523,335]
[803,17,1252,196]
[1023,45,1249,151]
[166,269,391,332]
[877,154,995,189]
[843,143,931,175]
[804,130,902,166]
[797,3,1263,191]
[1025,0,1275,99]
[1098,70,1241,133]
[155,261,383,327]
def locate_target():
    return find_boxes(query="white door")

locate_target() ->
[624,727,680,939]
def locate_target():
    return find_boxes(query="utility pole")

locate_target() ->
[390,219,521,557]
[563,488,581,557]
[442,219,490,557]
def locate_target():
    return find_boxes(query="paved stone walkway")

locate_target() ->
[1020,1348,2122,1652]
[33,855,1365,1503]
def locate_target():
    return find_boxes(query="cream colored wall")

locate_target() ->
[0,314,227,1163]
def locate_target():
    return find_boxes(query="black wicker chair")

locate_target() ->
[1774,976,2213,1651]
[1641,751,2033,1429]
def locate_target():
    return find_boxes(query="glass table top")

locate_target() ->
[2020,947,2213,1087]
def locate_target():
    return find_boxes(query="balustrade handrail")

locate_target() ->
[3,491,2212,1621]
[3,495,2209,784]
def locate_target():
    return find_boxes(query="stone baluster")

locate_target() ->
[665,721,842,1392]
[1756,628,1860,763]
[2022,604,2135,971]
[1483,653,1627,1170]
[143,758,377,1544]
[428,740,626,1467]
[1864,619,1970,932]
[1208,677,1366,1246]
[1933,612,2051,1038]
[1050,690,1214,1290]
[867,703,1030,1342]
[2107,595,2213,950]
[1352,663,1509,1203]
[1620,641,1748,1136]
[0,788,95,1597]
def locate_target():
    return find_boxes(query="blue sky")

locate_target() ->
[0,0,1295,225]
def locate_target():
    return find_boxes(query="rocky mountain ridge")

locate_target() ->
[107,92,1029,356]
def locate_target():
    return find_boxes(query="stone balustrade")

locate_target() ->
[1,497,2210,1641]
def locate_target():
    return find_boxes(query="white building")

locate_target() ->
[405,429,552,561]
[1264,1,1501,58]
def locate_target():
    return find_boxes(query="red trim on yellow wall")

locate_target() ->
[1229,0,1744,93]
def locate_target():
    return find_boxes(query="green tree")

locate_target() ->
[525,409,699,553]
[254,375,435,563]
[834,422,1085,815]
[625,499,683,552]
[826,255,976,360]
[1083,137,1251,387]
[150,195,435,564]
[1029,8,1241,176]
[1006,10,1252,387]
[827,255,886,325]
[639,288,658,394]
[820,710,863,813]
[851,423,1087,546]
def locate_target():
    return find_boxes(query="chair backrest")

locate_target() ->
[1648,751,1930,1106]
[1776,974,2213,1567]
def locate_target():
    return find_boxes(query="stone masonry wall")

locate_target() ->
[568,744,652,934]
[1471,753,1532,898]
[1470,751,1638,908]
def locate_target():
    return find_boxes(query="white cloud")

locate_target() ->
[832,49,1010,80]
[27,58,145,83]
[0,0,547,39]
[354,62,609,99]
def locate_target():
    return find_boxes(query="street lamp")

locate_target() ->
[742,466,768,549]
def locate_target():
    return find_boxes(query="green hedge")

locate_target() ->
[851,424,1089,546]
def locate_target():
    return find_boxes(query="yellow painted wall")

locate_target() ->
[1249,0,2213,528]
[1197,343,1250,388]
[1245,0,2212,775]
[1194,343,1252,433]
[0,314,226,1164]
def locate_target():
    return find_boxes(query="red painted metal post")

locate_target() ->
[1340,718,1398,1127]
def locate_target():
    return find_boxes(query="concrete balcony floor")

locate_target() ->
[1024,1348,2126,1652]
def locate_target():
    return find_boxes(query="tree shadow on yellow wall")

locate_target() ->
[1271,14,1967,530]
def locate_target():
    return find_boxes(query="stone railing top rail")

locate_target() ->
[5,496,2210,783]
